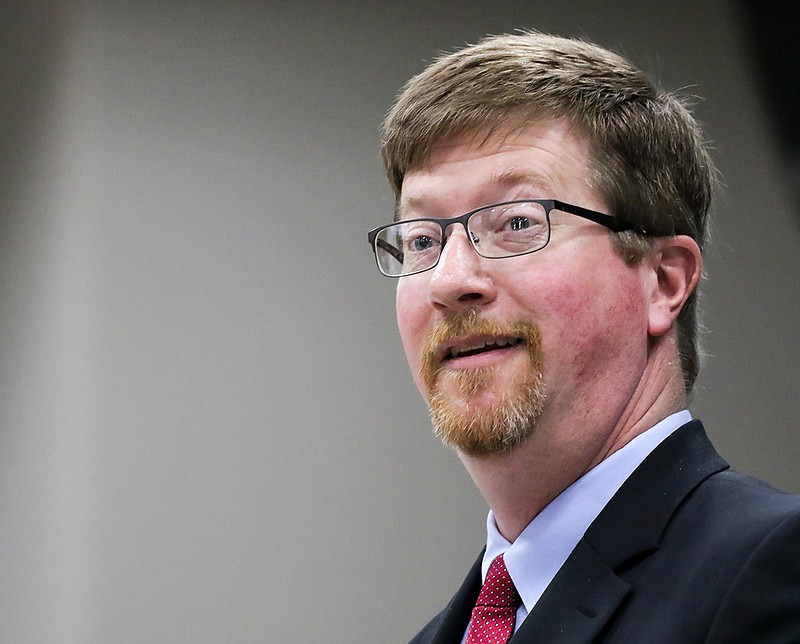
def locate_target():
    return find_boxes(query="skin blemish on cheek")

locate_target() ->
[541,278,583,318]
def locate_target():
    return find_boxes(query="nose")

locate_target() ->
[428,226,497,311]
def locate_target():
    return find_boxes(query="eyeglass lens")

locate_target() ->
[374,201,551,276]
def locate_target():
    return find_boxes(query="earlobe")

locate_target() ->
[647,235,702,337]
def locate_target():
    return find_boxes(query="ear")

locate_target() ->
[647,235,702,337]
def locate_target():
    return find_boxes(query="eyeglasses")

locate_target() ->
[367,199,647,278]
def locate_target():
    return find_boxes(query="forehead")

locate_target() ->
[398,119,595,215]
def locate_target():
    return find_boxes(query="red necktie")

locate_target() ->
[465,554,520,643]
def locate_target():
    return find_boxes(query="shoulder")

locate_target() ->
[697,473,800,641]
[602,460,800,640]
[657,466,800,566]
[688,468,800,535]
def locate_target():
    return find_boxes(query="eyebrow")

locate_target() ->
[491,168,555,193]
[395,168,556,221]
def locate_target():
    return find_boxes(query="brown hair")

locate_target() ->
[381,31,716,392]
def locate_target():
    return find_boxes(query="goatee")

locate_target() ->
[420,311,545,456]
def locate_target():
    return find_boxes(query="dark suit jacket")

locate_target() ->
[411,420,800,643]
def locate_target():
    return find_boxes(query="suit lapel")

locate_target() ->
[509,420,729,643]
[512,537,631,642]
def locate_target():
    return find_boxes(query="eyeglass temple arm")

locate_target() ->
[375,238,404,265]
[553,200,649,234]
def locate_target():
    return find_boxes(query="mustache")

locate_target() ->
[421,310,542,373]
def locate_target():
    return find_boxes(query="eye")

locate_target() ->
[507,216,532,231]
[411,235,436,252]
[401,221,442,254]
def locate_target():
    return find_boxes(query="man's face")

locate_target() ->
[395,120,653,462]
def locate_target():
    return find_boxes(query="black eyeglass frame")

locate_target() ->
[367,198,649,278]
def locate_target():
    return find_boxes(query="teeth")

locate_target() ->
[448,337,520,358]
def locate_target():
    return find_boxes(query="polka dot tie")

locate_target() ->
[465,554,520,644]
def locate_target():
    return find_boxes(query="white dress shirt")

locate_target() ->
[461,410,692,641]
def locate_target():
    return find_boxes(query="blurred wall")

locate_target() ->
[2,1,798,642]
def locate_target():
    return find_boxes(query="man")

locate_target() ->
[367,32,800,642]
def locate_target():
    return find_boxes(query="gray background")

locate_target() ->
[2,1,798,642]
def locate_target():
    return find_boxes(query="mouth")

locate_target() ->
[444,337,524,361]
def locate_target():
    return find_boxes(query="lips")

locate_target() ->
[444,337,524,360]
[420,315,542,394]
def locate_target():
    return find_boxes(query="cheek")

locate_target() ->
[540,282,598,361]
[538,270,648,364]
[395,281,428,378]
